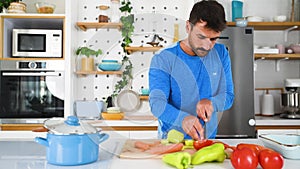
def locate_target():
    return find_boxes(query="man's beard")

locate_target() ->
[192,47,210,57]
[188,37,210,57]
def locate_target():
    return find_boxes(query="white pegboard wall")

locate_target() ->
[75,0,195,115]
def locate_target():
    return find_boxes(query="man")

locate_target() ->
[149,0,234,140]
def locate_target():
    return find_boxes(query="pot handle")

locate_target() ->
[97,133,109,144]
[34,137,49,147]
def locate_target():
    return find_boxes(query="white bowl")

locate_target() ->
[259,134,300,159]
[247,16,264,22]
[273,15,287,22]
[235,18,248,27]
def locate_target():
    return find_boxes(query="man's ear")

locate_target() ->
[185,20,191,33]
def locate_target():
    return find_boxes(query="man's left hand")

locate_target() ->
[196,99,213,122]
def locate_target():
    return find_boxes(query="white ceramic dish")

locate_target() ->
[259,134,300,159]
[247,16,264,22]
[235,18,248,27]
[273,15,287,22]
[107,107,121,114]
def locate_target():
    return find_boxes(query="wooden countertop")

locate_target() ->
[1,115,299,131]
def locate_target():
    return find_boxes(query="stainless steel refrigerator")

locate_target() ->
[216,27,256,138]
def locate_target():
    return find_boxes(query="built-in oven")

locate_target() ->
[0,60,64,124]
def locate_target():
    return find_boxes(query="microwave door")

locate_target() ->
[16,34,46,57]
[19,34,46,51]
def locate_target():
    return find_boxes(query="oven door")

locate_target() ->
[0,71,64,123]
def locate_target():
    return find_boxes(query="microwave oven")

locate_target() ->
[12,29,62,58]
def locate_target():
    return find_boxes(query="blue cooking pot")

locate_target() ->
[35,116,109,166]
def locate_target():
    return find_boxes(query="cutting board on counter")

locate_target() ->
[118,139,163,159]
[118,139,191,159]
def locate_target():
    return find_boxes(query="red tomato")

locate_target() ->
[231,147,258,169]
[193,139,214,150]
[237,143,266,156]
[259,149,284,169]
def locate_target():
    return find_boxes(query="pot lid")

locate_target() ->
[44,116,98,135]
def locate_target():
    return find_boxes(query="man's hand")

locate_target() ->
[196,99,213,122]
[182,116,205,140]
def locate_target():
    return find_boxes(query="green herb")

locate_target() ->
[75,46,102,57]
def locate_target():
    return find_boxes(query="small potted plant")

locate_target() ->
[75,46,102,71]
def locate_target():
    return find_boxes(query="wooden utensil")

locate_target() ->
[291,0,295,22]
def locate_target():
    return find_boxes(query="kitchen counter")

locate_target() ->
[91,115,300,127]
[1,115,299,132]
[255,115,300,126]
[0,138,299,169]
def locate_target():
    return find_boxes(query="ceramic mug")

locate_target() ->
[261,93,275,116]
[275,44,285,54]
[140,88,150,95]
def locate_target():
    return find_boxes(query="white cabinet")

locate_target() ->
[129,131,158,139]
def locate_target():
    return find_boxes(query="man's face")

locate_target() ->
[186,21,221,57]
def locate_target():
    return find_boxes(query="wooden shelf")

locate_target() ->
[254,54,300,60]
[125,46,163,54]
[227,22,300,30]
[76,22,122,31]
[0,13,65,19]
[76,21,300,31]
[75,70,123,75]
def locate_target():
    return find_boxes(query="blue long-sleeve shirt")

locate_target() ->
[149,41,234,139]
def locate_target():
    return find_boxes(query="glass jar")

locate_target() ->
[99,5,109,22]
[110,0,120,22]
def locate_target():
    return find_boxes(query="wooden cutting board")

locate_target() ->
[118,139,163,159]
[118,139,195,159]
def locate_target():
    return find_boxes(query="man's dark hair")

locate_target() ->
[189,0,227,32]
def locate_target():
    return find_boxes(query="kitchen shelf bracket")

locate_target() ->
[284,26,298,42]
[254,57,265,71]
[275,57,289,72]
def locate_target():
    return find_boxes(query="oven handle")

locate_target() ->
[2,72,62,76]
